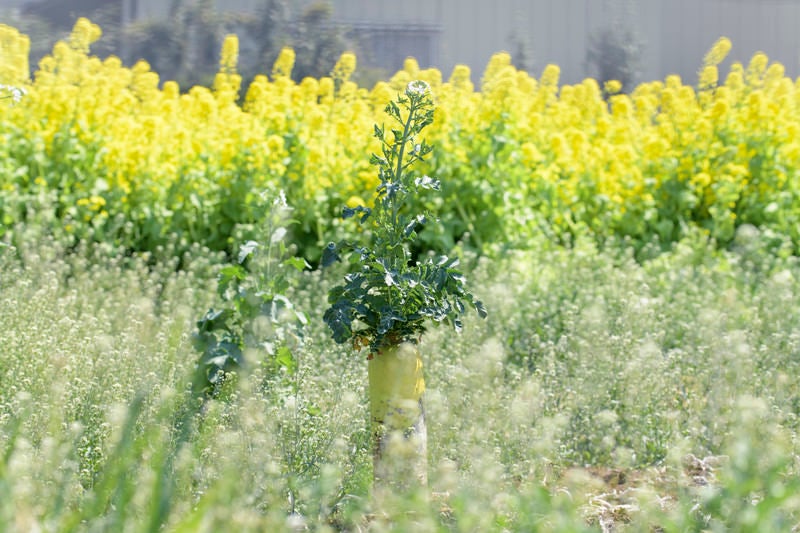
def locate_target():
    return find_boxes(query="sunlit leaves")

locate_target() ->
[414,175,440,190]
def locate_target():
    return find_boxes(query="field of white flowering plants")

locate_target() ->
[3,18,800,533]
[2,226,800,532]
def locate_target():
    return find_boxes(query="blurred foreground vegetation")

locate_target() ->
[2,228,800,531]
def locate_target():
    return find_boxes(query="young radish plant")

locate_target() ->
[323,80,486,494]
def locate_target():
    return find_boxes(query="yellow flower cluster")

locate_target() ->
[1,22,799,255]
[0,24,29,86]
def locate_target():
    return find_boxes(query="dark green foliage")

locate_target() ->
[323,82,486,352]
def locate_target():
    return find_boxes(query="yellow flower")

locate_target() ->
[691,172,712,189]
[725,63,744,91]
[266,134,284,154]
[346,195,365,208]
[540,64,560,87]
[643,134,669,160]
[604,80,622,94]
[370,81,393,111]
[333,52,357,82]
[273,47,295,78]
[0,24,30,85]
[665,75,682,89]
[549,133,570,161]
[747,52,769,86]
[481,52,511,89]
[448,65,474,92]
[610,94,632,117]
[403,57,420,76]
[703,37,732,66]
[299,77,319,100]
[69,17,101,54]
[699,65,718,88]
[710,98,729,121]
[219,34,239,74]
[388,69,411,91]
[520,142,544,166]
[318,77,334,98]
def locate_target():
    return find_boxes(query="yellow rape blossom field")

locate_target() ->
[1,19,800,261]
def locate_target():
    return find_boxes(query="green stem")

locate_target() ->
[391,98,418,240]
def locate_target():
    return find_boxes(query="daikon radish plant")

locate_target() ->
[322,81,486,492]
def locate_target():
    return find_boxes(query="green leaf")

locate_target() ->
[321,242,340,267]
[217,265,246,295]
[323,303,354,344]
[197,308,234,331]
[386,101,401,119]
[404,214,426,237]
[283,256,310,272]
[276,346,296,375]
[437,255,460,268]
[414,175,440,190]
[474,300,488,318]
[343,205,372,223]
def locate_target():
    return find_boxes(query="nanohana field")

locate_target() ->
[2,19,800,260]
[4,16,800,533]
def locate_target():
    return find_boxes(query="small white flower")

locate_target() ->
[405,80,430,97]
[0,84,26,103]
[274,189,288,208]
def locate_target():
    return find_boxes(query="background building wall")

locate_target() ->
[299,0,800,85]
[5,0,800,86]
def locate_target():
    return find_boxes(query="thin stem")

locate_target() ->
[391,98,418,239]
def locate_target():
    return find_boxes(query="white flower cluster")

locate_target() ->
[405,80,430,97]
[0,84,27,103]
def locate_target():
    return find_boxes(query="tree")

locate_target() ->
[586,24,643,93]
[287,1,350,82]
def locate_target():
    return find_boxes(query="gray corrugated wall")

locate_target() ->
[125,0,800,85]
[656,0,800,85]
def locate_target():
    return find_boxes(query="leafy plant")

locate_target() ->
[322,81,486,353]
[192,191,309,397]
